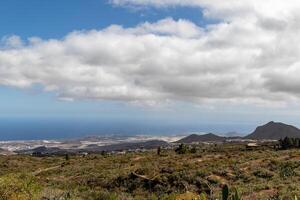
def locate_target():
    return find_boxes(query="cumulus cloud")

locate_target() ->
[1,1,300,106]
[1,35,24,48]
[110,0,298,19]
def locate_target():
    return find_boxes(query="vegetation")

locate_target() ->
[221,185,242,200]
[175,143,197,154]
[279,137,300,149]
[157,147,161,156]
[1,143,300,199]
[175,143,190,154]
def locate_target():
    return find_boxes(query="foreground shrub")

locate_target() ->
[0,173,41,200]
[222,185,242,200]
[280,162,296,178]
[253,169,274,179]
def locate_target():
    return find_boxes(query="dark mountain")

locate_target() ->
[17,140,169,154]
[17,146,74,155]
[86,140,169,152]
[245,121,300,140]
[176,133,226,143]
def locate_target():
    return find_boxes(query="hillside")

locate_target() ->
[0,143,300,199]
[245,121,300,140]
[176,133,225,143]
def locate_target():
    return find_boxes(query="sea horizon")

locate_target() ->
[0,117,256,141]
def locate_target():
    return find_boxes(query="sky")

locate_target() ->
[1,0,300,139]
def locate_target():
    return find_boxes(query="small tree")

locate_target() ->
[175,144,189,154]
[157,146,161,155]
[280,137,293,150]
[65,154,70,161]
[295,138,300,147]
[222,184,242,200]
[101,151,107,156]
[190,146,197,154]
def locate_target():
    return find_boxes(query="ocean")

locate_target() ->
[0,117,254,140]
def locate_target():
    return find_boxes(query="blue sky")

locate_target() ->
[0,0,204,117]
[0,1,224,139]
[1,0,300,139]
[0,0,206,39]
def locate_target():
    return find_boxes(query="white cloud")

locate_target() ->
[1,35,24,48]
[110,0,299,20]
[131,18,203,38]
[1,1,300,106]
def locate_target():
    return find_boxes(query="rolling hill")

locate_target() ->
[176,133,225,143]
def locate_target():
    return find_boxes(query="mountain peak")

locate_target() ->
[245,121,300,140]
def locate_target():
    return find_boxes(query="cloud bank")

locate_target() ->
[1,1,300,106]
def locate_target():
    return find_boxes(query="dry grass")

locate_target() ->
[0,144,300,199]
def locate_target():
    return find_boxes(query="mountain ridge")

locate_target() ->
[176,121,300,143]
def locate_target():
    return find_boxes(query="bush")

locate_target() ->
[175,144,190,154]
[253,169,274,179]
[280,163,296,178]
[222,185,242,200]
[190,147,197,154]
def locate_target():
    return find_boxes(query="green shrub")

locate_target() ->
[175,144,189,154]
[190,147,197,154]
[221,185,242,200]
[195,170,209,178]
[253,169,274,179]
[280,163,296,178]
